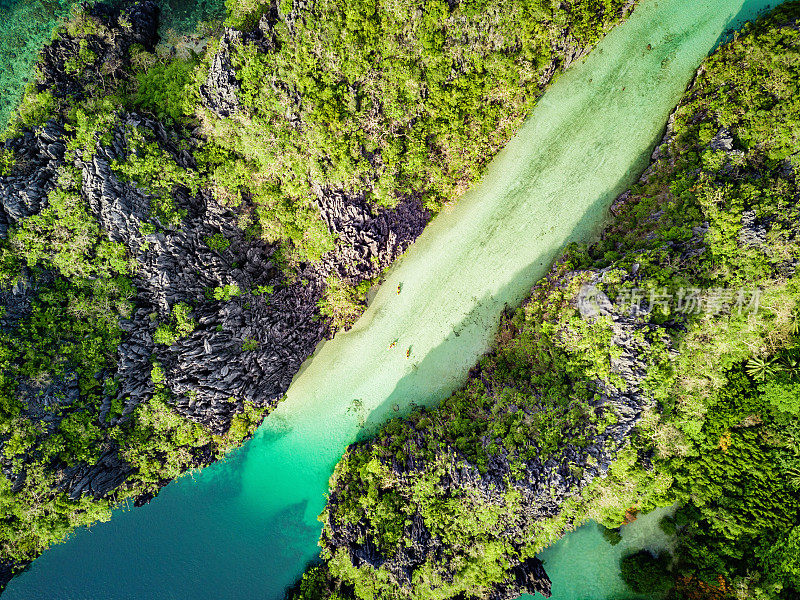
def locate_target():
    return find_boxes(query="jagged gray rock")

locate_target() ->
[739,209,768,248]
[313,186,428,284]
[37,1,159,101]
[0,0,430,532]
[0,121,66,236]
[198,28,243,118]
[709,127,734,152]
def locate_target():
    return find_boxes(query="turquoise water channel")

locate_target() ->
[0,0,75,127]
[3,0,785,598]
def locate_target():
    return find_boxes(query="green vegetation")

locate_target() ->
[0,149,14,176]
[0,0,636,578]
[204,232,230,251]
[132,56,197,123]
[290,5,800,600]
[210,283,241,301]
[619,550,673,594]
[0,4,264,575]
[110,126,200,227]
[317,275,373,332]
[153,302,196,346]
[205,0,632,261]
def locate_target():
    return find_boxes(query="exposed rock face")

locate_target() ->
[0,121,66,237]
[199,9,282,118]
[56,449,134,500]
[199,28,243,118]
[0,0,430,533]
[709,127,734,152]
[573,270,666,436]
[739,209,768,248]
[79,113,322,431]
[493,558,552,600]
[38,1,159,101]
[313,188,429,284]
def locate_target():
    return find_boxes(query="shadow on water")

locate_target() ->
[359,139,660,436]
[717,0,776,46]
[3,1,792,598]
[361,0,797,438]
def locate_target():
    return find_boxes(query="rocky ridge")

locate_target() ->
[0,0,427,584]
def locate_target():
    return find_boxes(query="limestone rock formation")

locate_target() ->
[198,28,243,118]
[0,0,430,521]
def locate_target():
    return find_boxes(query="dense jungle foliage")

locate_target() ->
[211,0,633,260]
[290,5,800,600]
[0,0,634,583]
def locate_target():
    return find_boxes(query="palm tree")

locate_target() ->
[746,356,776,381]
[779,351,800,378]
[785,466,800,491]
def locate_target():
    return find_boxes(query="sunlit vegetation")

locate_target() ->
[207,0,632,263]
[290,5,800,599]
[0,0,636,579]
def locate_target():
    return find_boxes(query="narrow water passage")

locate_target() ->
[4,1,783,598]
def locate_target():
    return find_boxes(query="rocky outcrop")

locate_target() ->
[709,127,734,152]
[739,209,768,249]
[574,269,663,434]
[0,121,66,237]
[492,558,552,600]
[56,448,134,500]
[78,112,427,434]
[198,8,282,118]
[37,1,158,100]
[80,113,322,431]
[313,188,428,284]
[0,0,430,534]
[198,28,243,118]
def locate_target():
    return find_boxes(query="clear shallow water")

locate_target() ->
[0,0,223,128]
[150,0,224,36]
[3,0,784,598]
[0,0,75,127]
[520,507,677,600]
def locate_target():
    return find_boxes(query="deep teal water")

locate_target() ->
[1,0,787,599]
[0,0,224,128]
